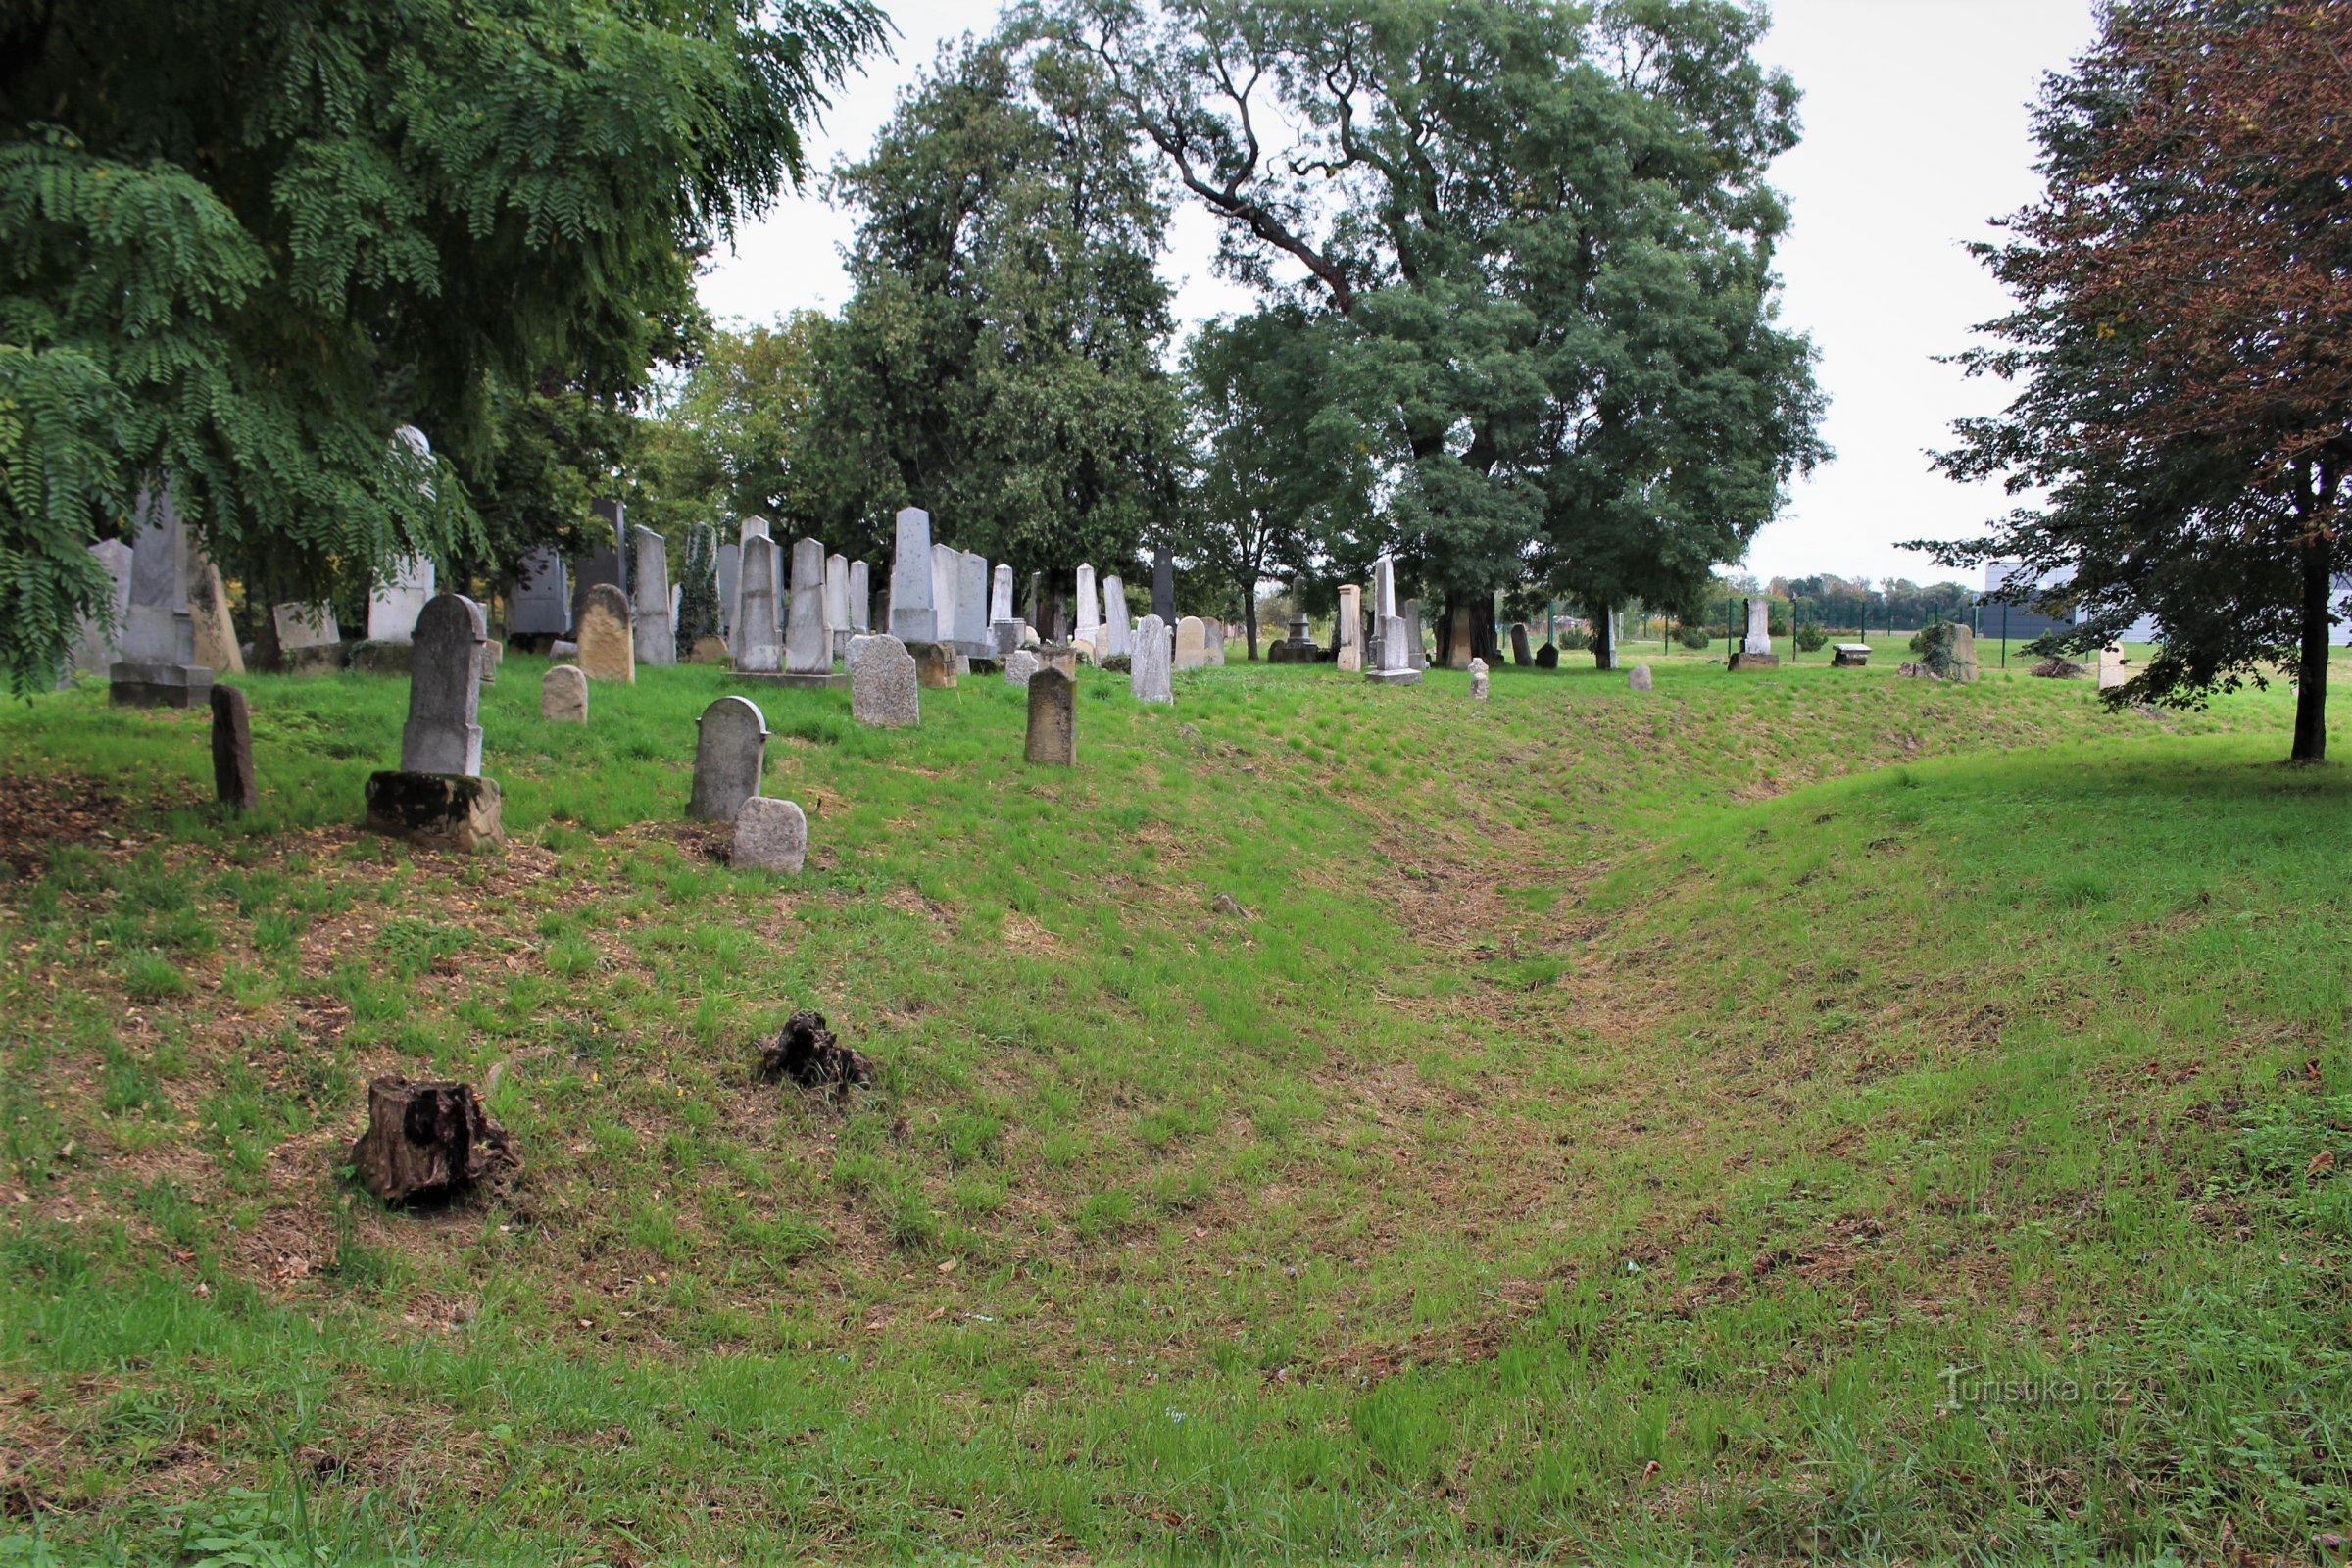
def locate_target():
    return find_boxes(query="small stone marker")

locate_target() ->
[689,633,730,664]
[1173,615,1208,670]
[1131,614,1174,704]
[848,633,921,727]
[1004,648,1039,686]
[1628,662,1654,693]
[732,797,807,873]
[575,583,636,683]
[1025,666,1076,764]
[399,595,488,775]
[1535,642,1559,670]
[1830,642,1872,667]
[889,507,936,643]
[688,695,768,821]
[541,663,588,722]
[210,684,256,812]
[1468,657,1490,700]
[911,641,957,689]
[1510,622,1533,666]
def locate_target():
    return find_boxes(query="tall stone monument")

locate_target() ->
[1074,564,1102,649]
[889,507,937,644]
[629,527,676,666]
[1366,557,1422,685]
[1729,597,1780,671]
[848,561,871,633]
[1102,575,1132,660]
[509,546,570,640]
[824,552,851,660]
[1336,584,1363,672]
[571,498,627,631]
[956,551,991,658]
[735,535,782,672]
[111,491,215,708]
[67,539,134,682]
[1152,544,1176,622]
[762,537,847,686]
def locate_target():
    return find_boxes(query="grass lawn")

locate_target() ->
[2,652,2348,1563]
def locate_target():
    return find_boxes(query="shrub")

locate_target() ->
[1676,624,1712,650]
[1795,621,1827,653]
[1556,626,1593,651]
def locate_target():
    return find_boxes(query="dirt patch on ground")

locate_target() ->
[0,772,156,878]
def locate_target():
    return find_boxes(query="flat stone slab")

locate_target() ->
[1728,651,1781,670]
[110,661,214,708]
[364,771,504,852]
[738,671,851,690]
[1364,668,1422,686]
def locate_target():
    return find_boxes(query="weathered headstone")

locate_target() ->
[825,553,851,660]
[1206,620,1226,666]
[1152,545,1176,621]
[630,527,676,666]
[1535,642,1559,670]
[1174,615,1208,670]
[930,543,962,648]
[1131,614,1174,704]
[509,546,571,638]
[399,594,488,775]
[1075,564,1102,647]
[911,642,958,689]
[272,602,340,670]
[1468,657,1490,700]
[1402,599,1428,669]
[1025,666,1076,764]
[1742,597,1774,656]
[541,663,588,722]
[1628,662,1654,693]
[571,498,627,631]
[889,508,937,643]
[735,535,782,672]
[67,539,134,681]
[112,491,215,707]
[1102,575,1132,659]
[990,563,1014,625]
[575,583,636,683]
[687,696,767,820]
[732,797,807,872]
[1366,557,1422,685]
[848,633,920,726]
[1337,584,1363,671]
[2098,643,2129,690]
[677,524,720,649]
[1949,621,1979,683]
[784,538,831,676]
[1004,647,1040,687]
[1830,642,1872,668]
[364,772,503,852]
[1510,622,1533,666]
[848,560,871,632]
[948,551,985,657]
[189,559,244,676]
[210,684,256,811]
[688,634,729,664]
[368,557,436,644]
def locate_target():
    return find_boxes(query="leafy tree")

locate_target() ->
[1920,0,2352,760]
[1025,0,1824,662]
[792,39,1182,578]
[1178,307,1372,658]
[0,0,882,692]
[636,311,829,536]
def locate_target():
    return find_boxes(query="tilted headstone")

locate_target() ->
[688,695,768,821]
[1628,662,1654,693]
[1510,622,1533,666]
[1025,665,1076,764]
[1468,657,1490,700]
[274,602,339,651]
[889,508,936,644]
[368,556,436,644]
[1337,584,1363,671]
[1004,647,1040,687]
[575,583,636,683]
[1102,575,1132,660]
[956,551,991,656]
[1743,597,1773,656]
[785,538,831,675]
[190,559,243,675]
[399,594,488,775]
[210,684,256,812]
[849,560,871,632]
[735,535,782,672]
[733,797,808,872]
[1152,544,1175,621]
[1075,564,1102,645]
[542,663,588,721]
[509,546,571,638]
[67,539,134,681]
[825,553,851,659]
[848,633,920,727]
[1174,615,1208,670]
[631,527,676,666]
[1131,614,1174,704]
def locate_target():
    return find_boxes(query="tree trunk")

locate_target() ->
[2293,536,2330,761]
[348,1077,515,1204]
[1245,595,1259,661]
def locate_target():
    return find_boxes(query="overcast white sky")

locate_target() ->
[697,0,2102,588]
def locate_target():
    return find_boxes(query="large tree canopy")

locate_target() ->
[1021,0,1824,658]
[0,0,882,692]
[1920,0,2352,761]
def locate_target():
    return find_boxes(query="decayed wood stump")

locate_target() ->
[758,1010,874,1093]
[349,1077,516,1203]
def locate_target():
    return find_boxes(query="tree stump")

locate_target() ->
[758,1010,875,1093]
[348,1077,515,1203]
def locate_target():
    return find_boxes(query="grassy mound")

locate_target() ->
[1,656,2345,1561]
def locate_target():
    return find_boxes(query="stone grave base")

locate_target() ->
[967,657,1004,676]
[365,771,505,852]
[1830,646,1871,667]
[283,642,349,675]
[906,642,958,689]
[1364,668,1423,686]
[740,671,851,690]
[109,662,214,709]
[1728,651,1781,671]
[349,639,415,675]
[1267,641,1320,664]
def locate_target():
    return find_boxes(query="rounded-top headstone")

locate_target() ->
[399,593,487,775]
[733,796,807,873]
[576,582,635,683]
[1627,662,1654,693]
[688,695,768,821]
[542,663,589,722]
[849,633,920,727]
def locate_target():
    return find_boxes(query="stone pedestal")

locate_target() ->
[109,661,214,708]
[364,772,504,852]
[1727,651,1780,671]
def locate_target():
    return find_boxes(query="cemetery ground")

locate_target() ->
[2,657,2349,1564]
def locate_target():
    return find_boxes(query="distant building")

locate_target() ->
[1982,561,2159,643]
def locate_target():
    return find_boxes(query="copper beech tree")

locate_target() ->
[1922,0,2352,760]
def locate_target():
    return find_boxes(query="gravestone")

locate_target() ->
[688,696,768,820]
[735,535,782,671]
[849,561,871,632]
[825,553,851,660]
[112,491,215,707]
[1152,545,1175,621]
[1742,597,1774,656]
[714,541,741,646]
[889,508,937,643]
[911,641,958,688]
[1174,615,1208,670]
[1535,642,1559,670]
[630,527,676,666]
[1004,647,1040,686]
[733,797,807,873]
[2098,643,2129,690]
[575,583,636,683]
[509,546,571,638]
[1402,599,1429,669]
[956,551,991,657]
[1075,564,1102,646]
[1949,622,1979,683]
[274,603,340,660]
[1131,614,1174,704]
[991,563,1018,656]
[688,634,729,664]
[210,684,256,812]
[848,633,920,727]
[677,524,720,649]
[1337,584,1363,671]
[1027,570,1044,634]
[67,539,134,680]
[1628,662,1654,693]
[1102,575,1132,659]
[1366,556,1422,685]
[364,772,503,852]
[1205,620,1226,666]
[1830,642,1872,668]
[190,559,244,676]
[542,663,588,722]
[783,538,833,677]
[1025,666,1076,764]
[571,498,627,631]
[930,543,962,650]
[1510,622,1533,666]
[368,556,435,643]
[399,594,488,774]
[1468,657,1490,700]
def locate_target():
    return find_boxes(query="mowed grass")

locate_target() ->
[0,652,2347,1563]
